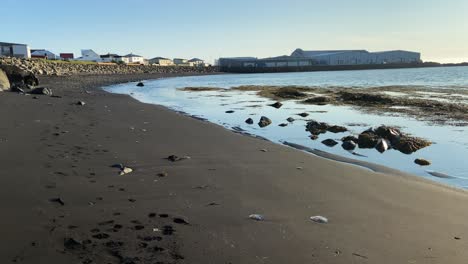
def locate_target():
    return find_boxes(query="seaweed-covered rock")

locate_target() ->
[272,87,308,99]
[303,96,332,105]
[258,116,272,128]
[394,136,432,154]
[338,91,394,105]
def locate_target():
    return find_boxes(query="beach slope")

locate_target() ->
[1,74,468,264]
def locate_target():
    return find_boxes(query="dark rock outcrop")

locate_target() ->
[0,64,38,89]
[136,82,144,87]
[245,118,254,125]
[357,126,431,154]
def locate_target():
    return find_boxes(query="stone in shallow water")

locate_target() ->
[375,139,390,153]
[269,101,283,109]
[322,139,338,147]
[245,118,254,124]
[415,158,431,166]
[258,116,272,128]
[342,140,357,150]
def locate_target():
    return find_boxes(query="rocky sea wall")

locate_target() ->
[0,57,219,76]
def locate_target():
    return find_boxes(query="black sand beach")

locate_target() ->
[2,73,468,264]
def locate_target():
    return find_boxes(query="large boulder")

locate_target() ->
[0,65,39,89]
[0,69,10,91]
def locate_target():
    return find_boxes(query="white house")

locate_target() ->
[149,57,174,66]
[0,42,31,58]
[31,49,58,60]
[75,49,102,62]
[122,53,145,64]
[188,58,206,67]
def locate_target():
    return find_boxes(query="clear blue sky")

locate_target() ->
[2,0,467,63]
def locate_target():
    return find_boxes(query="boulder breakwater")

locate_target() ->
[0,57,219,76]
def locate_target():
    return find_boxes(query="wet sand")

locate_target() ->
[2,74,468,263]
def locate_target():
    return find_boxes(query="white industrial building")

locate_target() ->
[219,49,421,68]
[290,49,421,65]
[0,42,31,58]
[75,49,102,62]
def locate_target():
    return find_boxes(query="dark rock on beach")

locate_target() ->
[30,87,52,96]
[327,125,348,133]
[258,116,272,128]
[245,118,254,124]
[287,117,295,122]
[298,112,309,117]
[0,64,39,88]
[136,82,144,87]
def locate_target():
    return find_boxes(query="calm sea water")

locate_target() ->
[104,66,468,189]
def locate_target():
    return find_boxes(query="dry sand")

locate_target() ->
[1,73,468,264]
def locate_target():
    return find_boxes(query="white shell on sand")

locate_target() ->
[120,167,133,175]
[310,216,328,223]
[248,214,264,221]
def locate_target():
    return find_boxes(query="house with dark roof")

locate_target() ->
[0,42,31,58]
[122,53,145,64]
[149,57,173,66]
[31,49,58,60]
[100,53,122,63]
